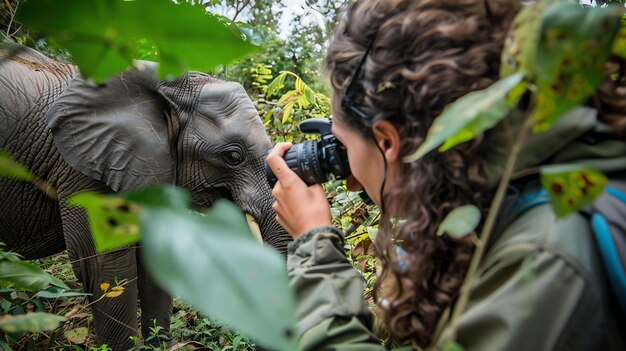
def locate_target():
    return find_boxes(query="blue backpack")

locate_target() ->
[507,180,626,315]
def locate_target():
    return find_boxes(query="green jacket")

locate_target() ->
[287,108,626,350]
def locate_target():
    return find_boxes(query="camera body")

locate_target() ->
[266,118,351,187]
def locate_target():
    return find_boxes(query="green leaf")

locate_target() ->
[0,261,52,291]
[218,17,267,47]
[121,185,190,210]
[282,102,294,124]
[304,88,317,106]
[0,312,66,333]
[34,286,89,299]
[540,165,607,218]
[404,72,526,162]
[198,201,255,241]
[17,0,259,82]
[532,3,622,132]
[0,341,12,351]
[611,23,626,58]
[500,0,558,77]
[296,94,311,109]
[267,72,288,98]
[442,340,466,351]
[64,327,89,344]
[0,149,35,182]
[0,247,23,262]
[295,77,305,92]
[48,275,70,290]
[278,90,298,104]
[437,205,481,238]
[141,201,297,351]
[67,192,141,253]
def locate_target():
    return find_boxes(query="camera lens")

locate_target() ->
[266,140,328,187]
[265,117,351,187]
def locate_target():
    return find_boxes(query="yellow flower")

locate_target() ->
[100,282,110,292]
[105,286,125,298]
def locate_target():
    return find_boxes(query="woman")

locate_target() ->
[267,0,626,349]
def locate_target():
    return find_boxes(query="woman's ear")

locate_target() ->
[372,120,401,162]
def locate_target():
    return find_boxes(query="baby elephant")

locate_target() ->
[0,44,290,350]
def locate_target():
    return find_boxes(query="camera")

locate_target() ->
[266,118,351,187]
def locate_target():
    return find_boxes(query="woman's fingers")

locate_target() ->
[267,142,332,238]
[266,142,296,184]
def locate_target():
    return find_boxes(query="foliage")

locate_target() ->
[540,165,608,218]
[16,0,259,82]
[170,299,255,350]
[0,244,88,341]
[68,193,142,252]
[255,68,332,143]
[68,186,298,351]
[0,312,66,333]
[2,251,256,349]
[326,182,379,303]
[437,205,482,239]
[404,72,526,162]
[532,2,621,131]
[0,149,34,181]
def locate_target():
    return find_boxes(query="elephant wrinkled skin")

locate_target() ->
[0,44,291,350]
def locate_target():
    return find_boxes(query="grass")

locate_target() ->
[1,251,256,351]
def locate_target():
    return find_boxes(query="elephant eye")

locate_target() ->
[223,149,244,166]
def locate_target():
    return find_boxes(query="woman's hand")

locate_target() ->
[266,142,332,238]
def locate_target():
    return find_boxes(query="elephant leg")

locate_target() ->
[137,249,173,347]
[59,195,139,351]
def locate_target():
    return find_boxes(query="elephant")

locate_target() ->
[0,43,291,350]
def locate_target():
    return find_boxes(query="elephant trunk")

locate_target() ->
[234,167,292,257]
[258,209,291,256]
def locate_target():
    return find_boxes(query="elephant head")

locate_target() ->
[45,62,291,253]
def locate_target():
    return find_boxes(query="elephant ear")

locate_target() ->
[46,63,175,192]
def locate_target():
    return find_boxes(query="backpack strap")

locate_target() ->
[507,187,550,220]
[588,185,626,314]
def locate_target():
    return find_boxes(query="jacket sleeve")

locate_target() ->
[287,225,390,351]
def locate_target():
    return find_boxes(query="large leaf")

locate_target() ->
[0,245,23,262]
[34,286,89,299]
[0,261,52,291]
[0,312,66,333]
[67,185,191,252]
[140,199,297,351]
[540,164,607,218]
[404,72,526,162]
[67,192,141,253]
[500,0,558,77]
[122,185,190,210]
[532,2,623,132]
[17,0,259,82]
[0,149,34,182]
[267,72,288,98]
[437,205,481,239]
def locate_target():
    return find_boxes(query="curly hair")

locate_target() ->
[326,0,626,347]
[326,0,520,346]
